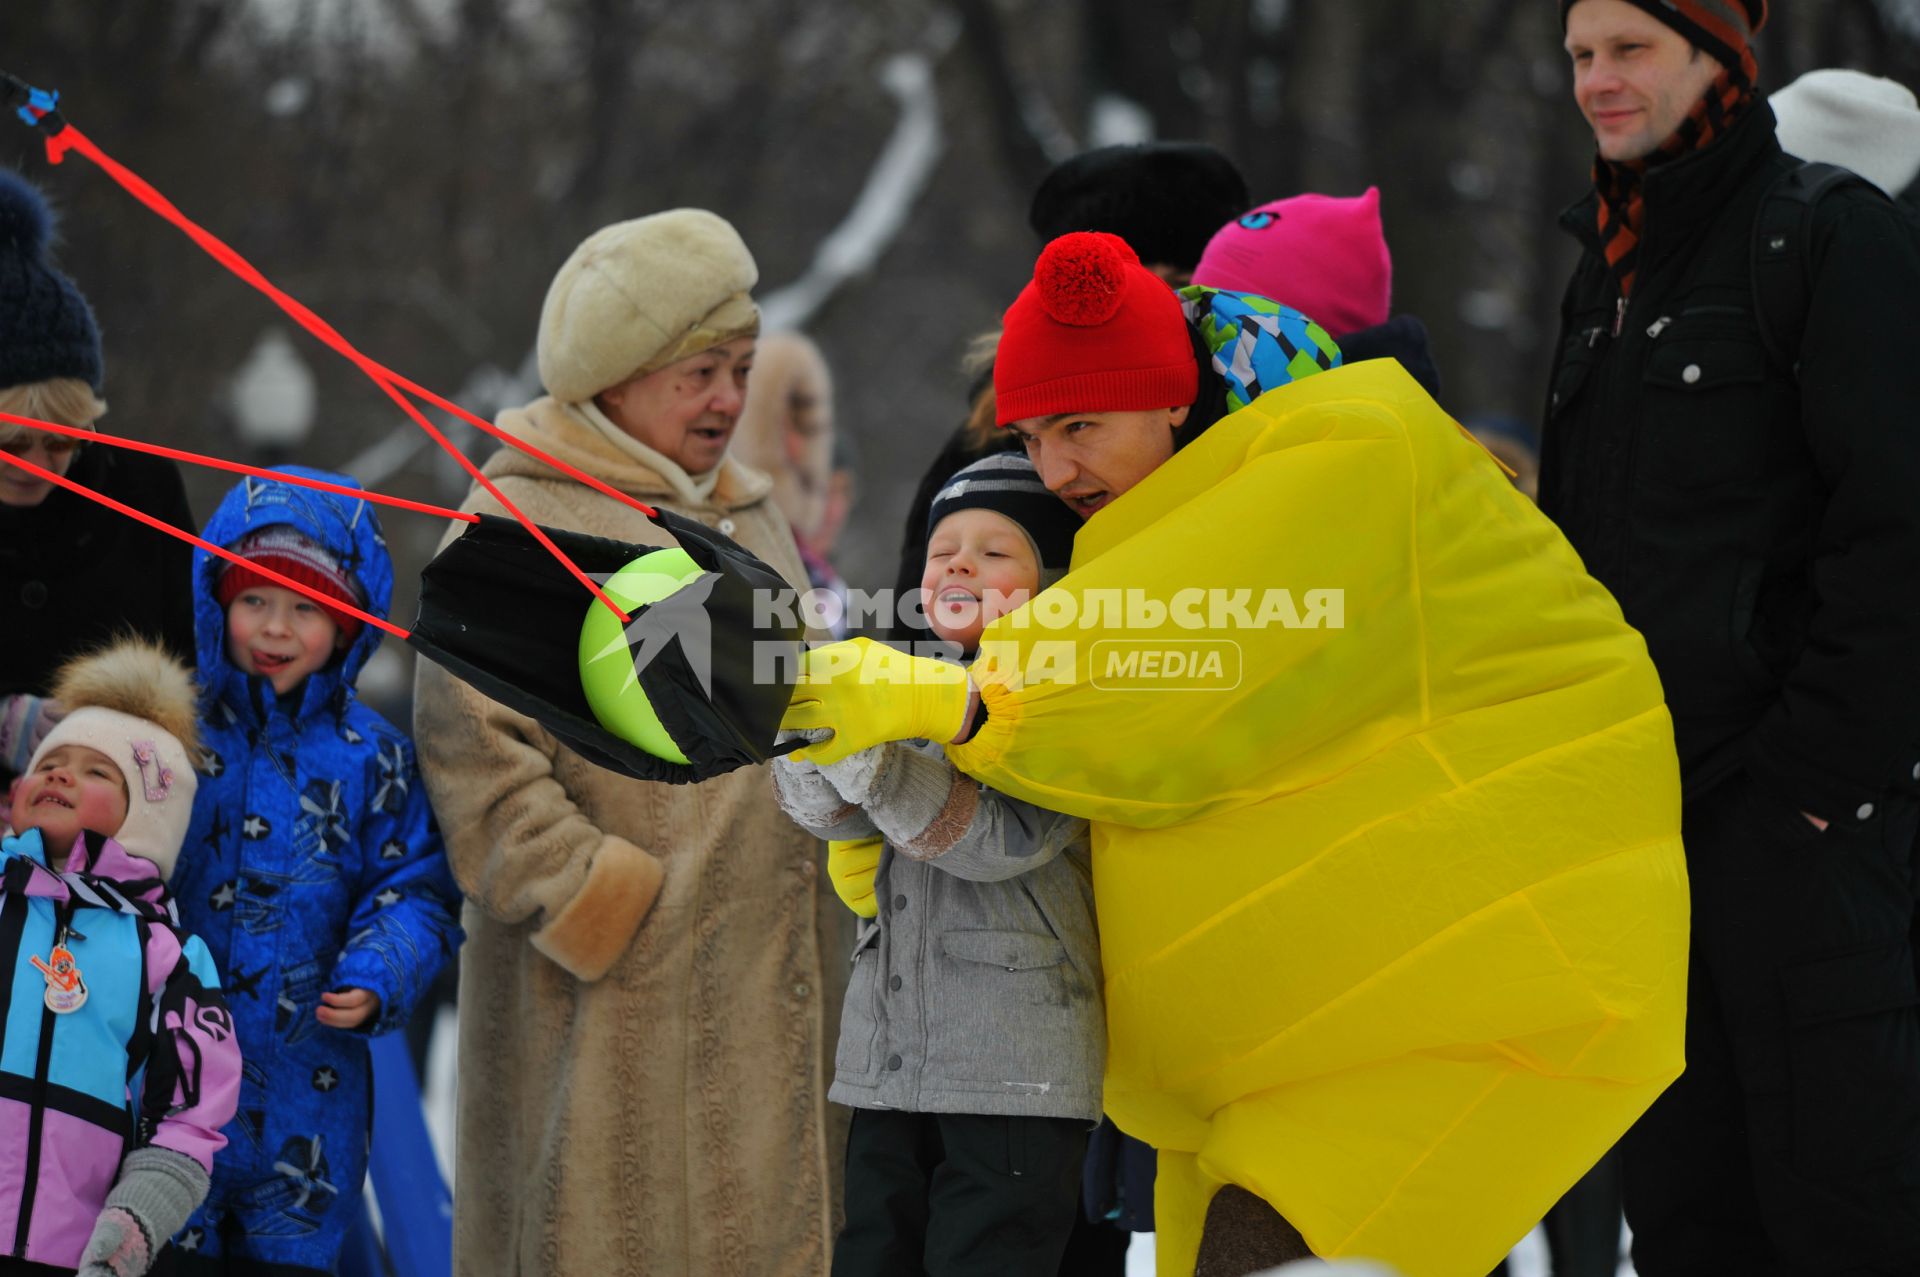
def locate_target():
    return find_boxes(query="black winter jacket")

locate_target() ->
[0,444,196,699]
[1540,101,1920,828]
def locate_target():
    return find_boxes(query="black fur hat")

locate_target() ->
[1027,142,1250,274]
[0,169,103,393]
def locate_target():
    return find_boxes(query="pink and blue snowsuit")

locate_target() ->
[0,825,240,1270]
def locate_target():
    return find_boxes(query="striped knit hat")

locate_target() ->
[929,454,1081,586]
[216,525,367,643]
[1563,0,1768,80]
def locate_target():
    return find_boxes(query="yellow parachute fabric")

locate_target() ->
[948,360,1688,1277]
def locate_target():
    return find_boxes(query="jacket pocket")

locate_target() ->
[1639,336,1768,487]
[1546,322,1608,421]
[1781,941,1920,1176]
[942,929,1068,972]
[927,929,1096,1098]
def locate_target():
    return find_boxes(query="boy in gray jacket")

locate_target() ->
[774,454,1101,1276]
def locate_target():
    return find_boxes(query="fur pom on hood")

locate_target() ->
[30,637,202,878]
[49,637,201,760]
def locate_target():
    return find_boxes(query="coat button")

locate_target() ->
[718,518,737,536]
[20,580,47,609]
[886,1054,903,1071]
[1857,802,1876,821]
[793,983,809,998]
[1682,364,1702,385]
[893,894,907,911]
[889,975,902,991]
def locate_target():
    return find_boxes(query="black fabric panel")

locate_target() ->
[0,1069,131,1137]
[409,511,805,784]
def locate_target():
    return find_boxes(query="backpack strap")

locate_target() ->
[1752,161,1871,372]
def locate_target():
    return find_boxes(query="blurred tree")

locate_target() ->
[3,0,1916,621]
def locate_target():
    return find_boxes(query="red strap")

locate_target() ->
[0,412,480,525]
[41,124,635,624]
[0,448,410,641]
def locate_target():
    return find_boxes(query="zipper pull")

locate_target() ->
[1646,316,1672,339]
[1612,296,1627,338]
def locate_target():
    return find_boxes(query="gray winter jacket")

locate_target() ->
[773,739,1103,1122]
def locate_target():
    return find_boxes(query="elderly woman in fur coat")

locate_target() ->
[413,210,844,1276]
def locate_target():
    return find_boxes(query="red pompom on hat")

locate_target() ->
[995,232,1199,426]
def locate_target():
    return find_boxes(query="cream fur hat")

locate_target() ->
[27,639,200,879]
[537,208,760,404]
[1772,69,1920,198]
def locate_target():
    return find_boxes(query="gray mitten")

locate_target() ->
[771,729,859,827]
[818,744,888,806]
[822,743,964,852]
[77,1147,209,1277]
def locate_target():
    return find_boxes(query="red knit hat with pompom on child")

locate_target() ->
[215,525,366,645]
[995,232,1199,426]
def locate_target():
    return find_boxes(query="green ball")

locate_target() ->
[579,547,705,764]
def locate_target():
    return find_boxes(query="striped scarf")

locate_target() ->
[1593,56,1757,300]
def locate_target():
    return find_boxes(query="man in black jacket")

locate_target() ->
[1542,1,1920,1272]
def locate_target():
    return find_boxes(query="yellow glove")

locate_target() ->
[827,837,884,918]
[781,638,972,766]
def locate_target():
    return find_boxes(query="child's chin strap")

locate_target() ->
[1,71,647,625]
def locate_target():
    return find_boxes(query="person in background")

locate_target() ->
[1771,67,1920,212]
[1464,416,1541,503]
[1544,2,1920,1269]
[819,432,859,569]
[1027,141,1252,287]
[0,169,195,787]
[1190,187,1442,401]
[733,332,850,634]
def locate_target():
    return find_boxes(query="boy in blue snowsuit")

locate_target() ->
[169,468,462,1275]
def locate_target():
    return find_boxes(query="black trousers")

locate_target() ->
[1624,772,1920,1275]
[834,1108,1088,1277]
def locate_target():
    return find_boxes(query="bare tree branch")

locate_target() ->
[954,0,1060,196]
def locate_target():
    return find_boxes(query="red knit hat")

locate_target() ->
[216,525,365,644]
[994,233,1199,427]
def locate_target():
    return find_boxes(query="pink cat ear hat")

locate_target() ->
[1192,186,1393,339]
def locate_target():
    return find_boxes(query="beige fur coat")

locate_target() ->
[413,398,844,1275]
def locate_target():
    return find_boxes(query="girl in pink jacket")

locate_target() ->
[0,639,240,1277]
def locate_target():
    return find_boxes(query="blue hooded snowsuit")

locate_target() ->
[171,468,462,1272]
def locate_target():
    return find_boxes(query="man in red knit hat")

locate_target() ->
[1545,1,1920,1271]
[786,225,1694,1276]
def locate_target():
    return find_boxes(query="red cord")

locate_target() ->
[41,124,637,624]
[0,411,480,524]
[0,448,411,641]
